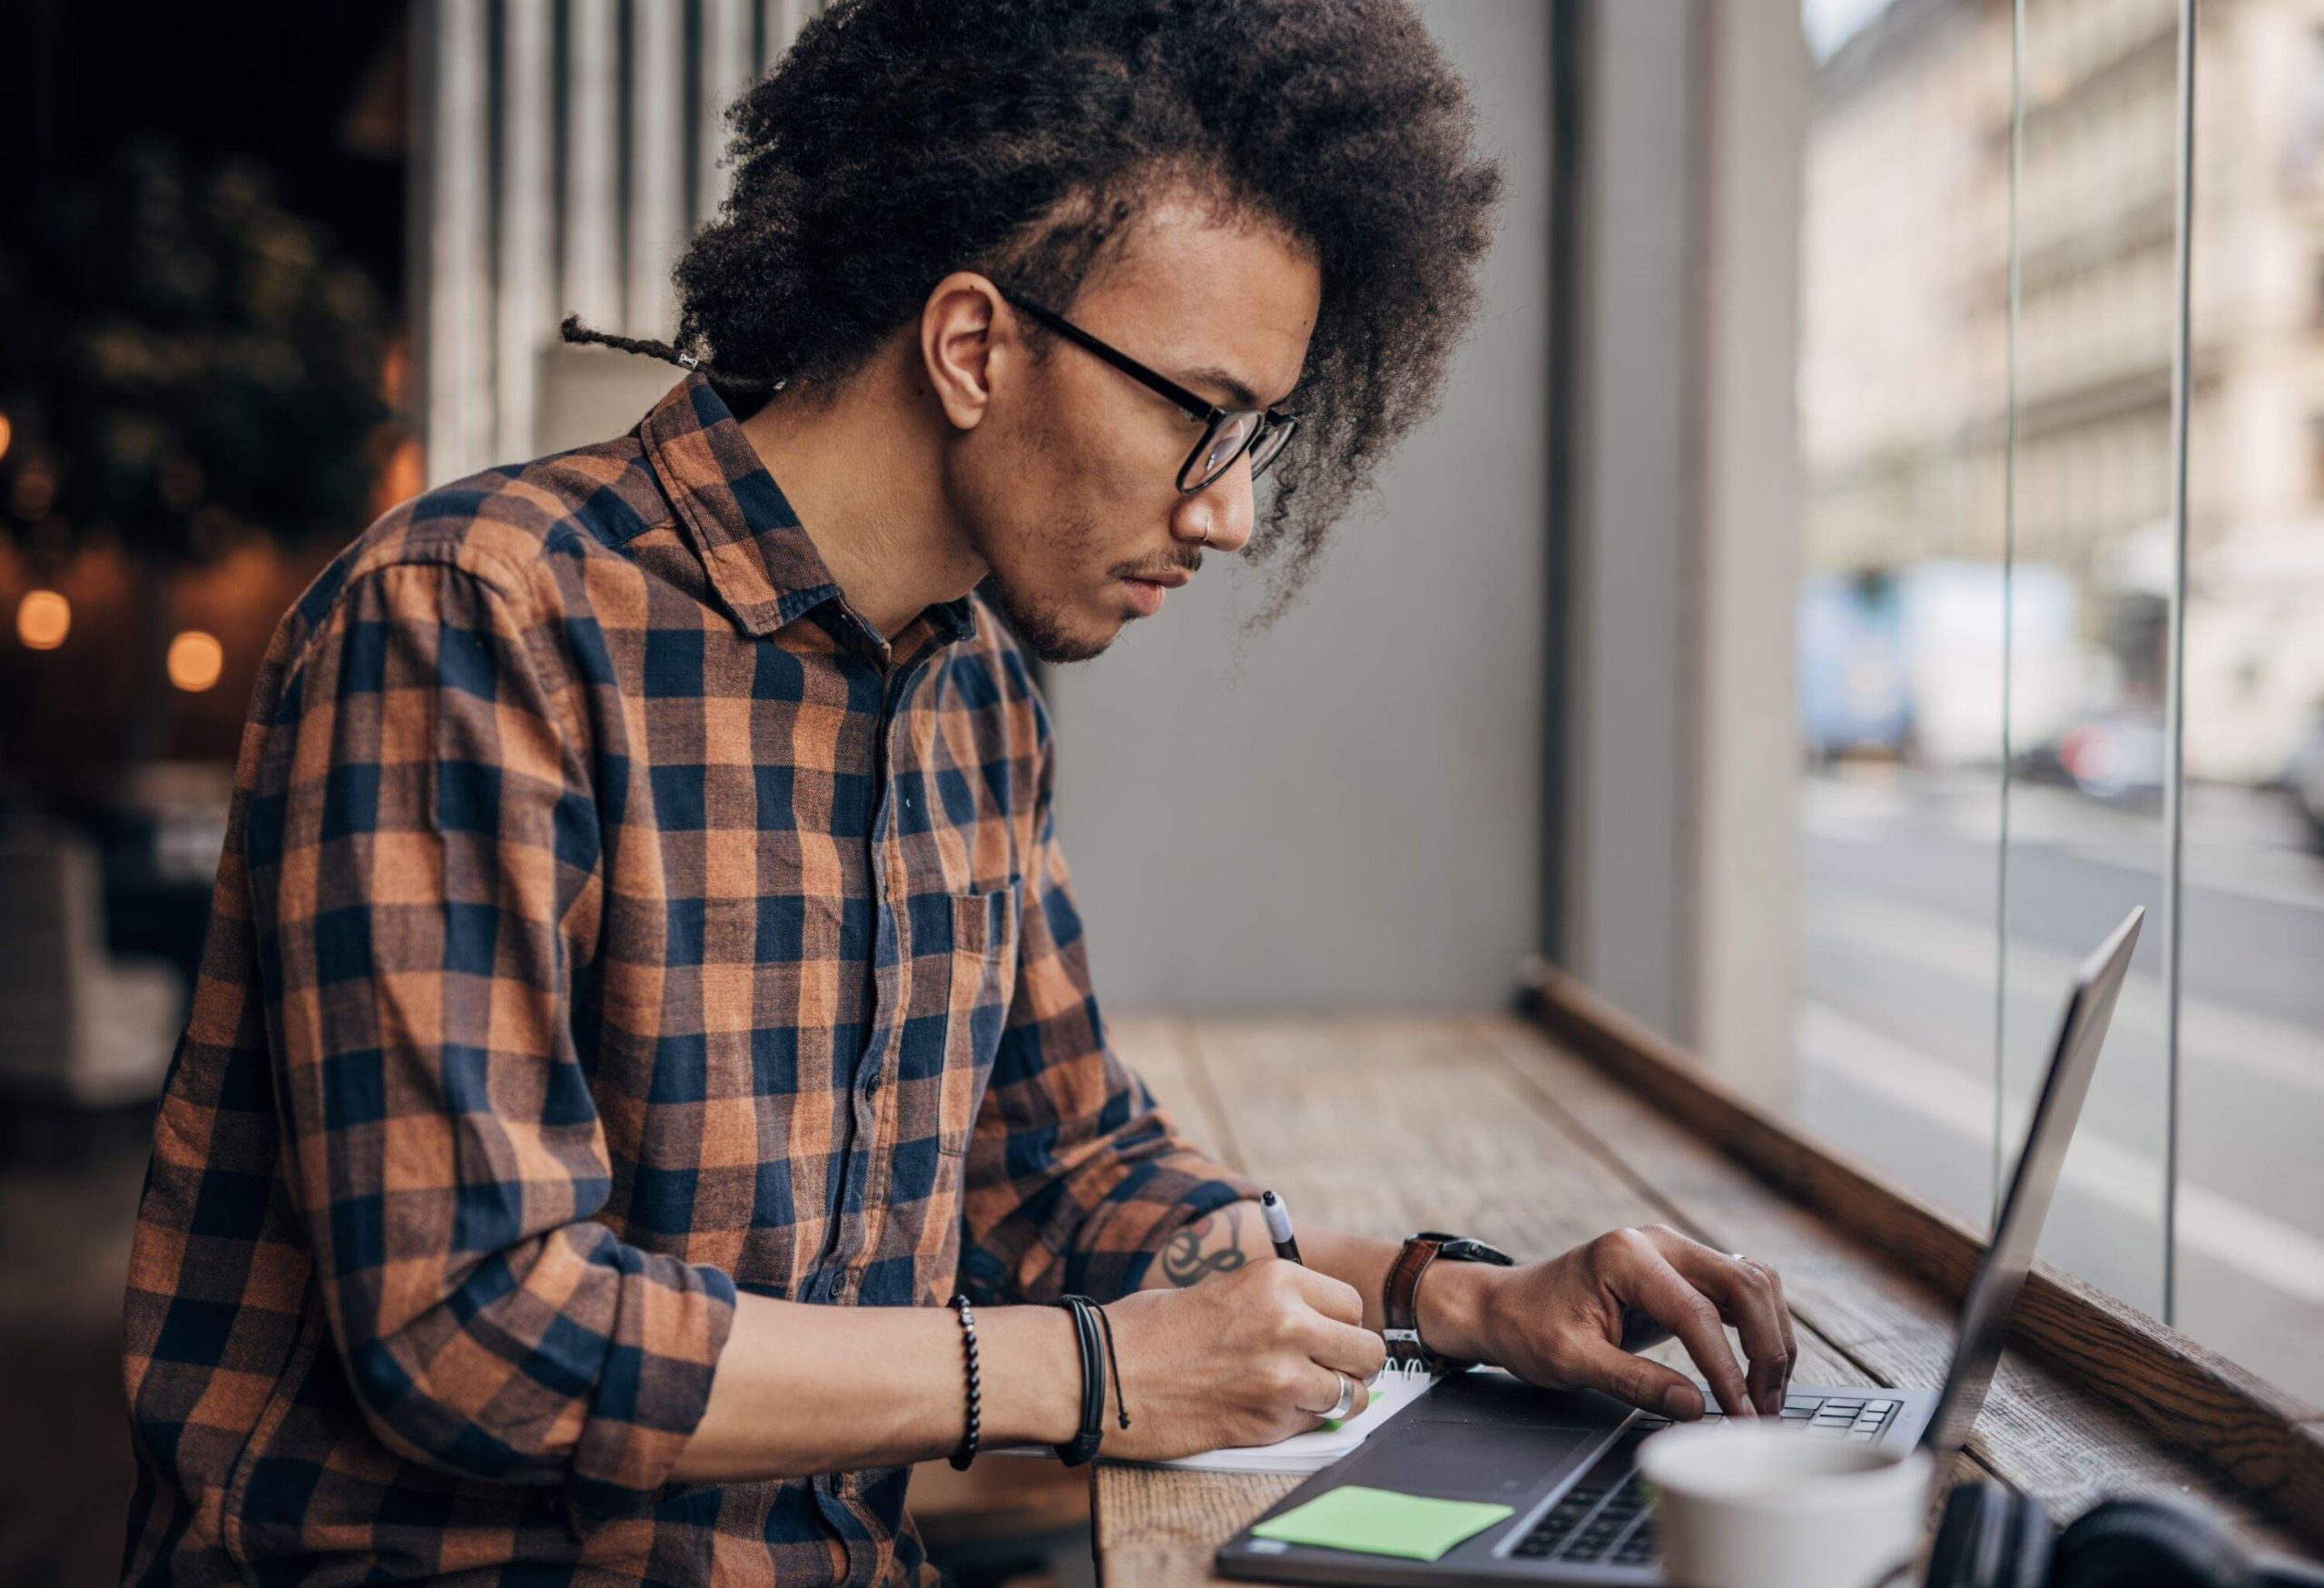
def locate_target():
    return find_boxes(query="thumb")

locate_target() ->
[1553,1333,1706,1420]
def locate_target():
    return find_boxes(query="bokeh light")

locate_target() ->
[16,589,71,650]
[166,628,225,692]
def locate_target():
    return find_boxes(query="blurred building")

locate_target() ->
[1799,0,2013,575]
[1799,0,2324,780]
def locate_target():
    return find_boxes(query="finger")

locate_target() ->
[1275,1262,1366,1328]
[1294,1365,1370,1423]
[1754,1260,1801,1405]
[1625,1252,1755,1417]
[1293,1312,1391,1385]
[1544,1327,1707,1420]
[1768,1267,1800,1387]
[1659,1242,1794,1416]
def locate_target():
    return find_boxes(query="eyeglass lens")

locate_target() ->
[1181,411,1296,492]
[1187,412,1262,490]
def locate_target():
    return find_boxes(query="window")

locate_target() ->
[1785,0,2321,1403]
[1554,0,2324,1409]
[1556,0,2323,1406]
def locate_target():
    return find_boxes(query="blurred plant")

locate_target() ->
[0,140,395,574]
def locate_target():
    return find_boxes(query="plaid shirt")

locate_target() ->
[119,370,1259,1586]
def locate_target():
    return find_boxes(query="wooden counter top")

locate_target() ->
[1088,1013,2316,1585]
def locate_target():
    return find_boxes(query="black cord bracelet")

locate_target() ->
[947,1293,981,1471]
[1091,1302,1130,1430]
[1053,1295,1107,1465]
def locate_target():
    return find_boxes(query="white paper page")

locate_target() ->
[1140,1367,1431,1473]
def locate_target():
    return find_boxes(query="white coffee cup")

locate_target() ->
[1636,1422,1933,1588]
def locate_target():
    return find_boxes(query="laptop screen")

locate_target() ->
[1919,906,2144,1457]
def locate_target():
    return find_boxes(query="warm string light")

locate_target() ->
[8,556,241,686]
[16,590,70,650]
[167,629,225,692]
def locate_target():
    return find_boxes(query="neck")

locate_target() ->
[735,339,984,638]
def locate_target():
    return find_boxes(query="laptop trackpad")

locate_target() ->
[1413,1370,1620,1425]
[1329,1417,1595,1503]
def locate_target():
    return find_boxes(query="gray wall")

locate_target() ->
[1044,0,1552,1012]
[1550,0,1810,1082]
[1561,0,1701,1042]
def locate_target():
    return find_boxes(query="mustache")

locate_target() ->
[1113,547,1205,582]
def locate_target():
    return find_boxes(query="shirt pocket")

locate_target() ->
[936,880,1021,1158]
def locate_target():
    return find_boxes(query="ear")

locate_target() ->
[920,272,1011,433]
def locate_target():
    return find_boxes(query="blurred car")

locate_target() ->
[2024,708,2168,806]
[1797,570,1912,763]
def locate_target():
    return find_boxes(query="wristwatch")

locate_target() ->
[1383,1230,1514,1373]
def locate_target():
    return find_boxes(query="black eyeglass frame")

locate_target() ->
[997,286,1299,496]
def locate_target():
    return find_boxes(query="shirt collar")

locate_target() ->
[637,370,979,656]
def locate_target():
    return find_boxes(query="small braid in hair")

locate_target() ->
[557,314,783,397]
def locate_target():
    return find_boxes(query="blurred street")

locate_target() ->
[1796,767,2324,1404]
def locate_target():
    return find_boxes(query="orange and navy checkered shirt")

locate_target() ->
[118,370,1260,1585]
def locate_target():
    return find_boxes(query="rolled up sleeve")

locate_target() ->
[248,555,734,1514]
[957,695,1260,1305]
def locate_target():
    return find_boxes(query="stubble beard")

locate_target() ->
[986,570,1115,665]
[971,508,1119,666]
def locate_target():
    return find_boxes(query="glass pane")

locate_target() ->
[2176,0,2324,1401]
[1996,0,2180,1319]
[1792,0,2016,1228]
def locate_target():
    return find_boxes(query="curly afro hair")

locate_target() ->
[566,0,1503,616]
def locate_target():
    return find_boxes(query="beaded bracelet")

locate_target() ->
[947,1293,981,1470]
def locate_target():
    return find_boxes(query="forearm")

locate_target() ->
[670,1293,1084,1484]
[1136,1201,1502,1365]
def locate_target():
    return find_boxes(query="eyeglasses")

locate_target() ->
[998,287,1300,495]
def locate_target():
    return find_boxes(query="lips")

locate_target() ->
[1122,577,1169,617]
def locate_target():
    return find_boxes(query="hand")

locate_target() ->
[1466,1225,1798,1420]
[1098,1259,1389,1461]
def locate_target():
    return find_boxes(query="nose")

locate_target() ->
[1171,456,1256,553]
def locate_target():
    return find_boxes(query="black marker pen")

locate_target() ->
[1260,1189,1305,1265]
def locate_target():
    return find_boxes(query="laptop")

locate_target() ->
[1217,906,2145,1585]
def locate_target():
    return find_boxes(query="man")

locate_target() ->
[120,1,1797,1583]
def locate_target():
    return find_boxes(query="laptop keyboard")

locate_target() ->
[1505,1395,1905,1569]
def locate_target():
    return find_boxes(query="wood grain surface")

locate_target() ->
[1088,1014,2317,1586]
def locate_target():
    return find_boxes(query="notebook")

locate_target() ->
[991,1361,1435,1474]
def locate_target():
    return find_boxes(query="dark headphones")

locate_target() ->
[1925,1482,2324,1588]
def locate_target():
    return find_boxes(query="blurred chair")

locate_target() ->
[0,831,184,1107]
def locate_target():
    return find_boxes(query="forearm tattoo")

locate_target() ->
[1159,1202,1252,1287]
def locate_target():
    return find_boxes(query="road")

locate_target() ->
[1794,766,2324,1406]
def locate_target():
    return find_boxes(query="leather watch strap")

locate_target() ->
[1382,1234,1472,1373]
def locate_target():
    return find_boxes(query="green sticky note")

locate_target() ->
[1249,1484,1514,1562]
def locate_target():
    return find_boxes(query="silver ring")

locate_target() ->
[1198,525,1212,546]
[1729,1252,1748,1264]
[1319,1371,1358,1421]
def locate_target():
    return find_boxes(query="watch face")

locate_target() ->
[1439,1237,1514,1266]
